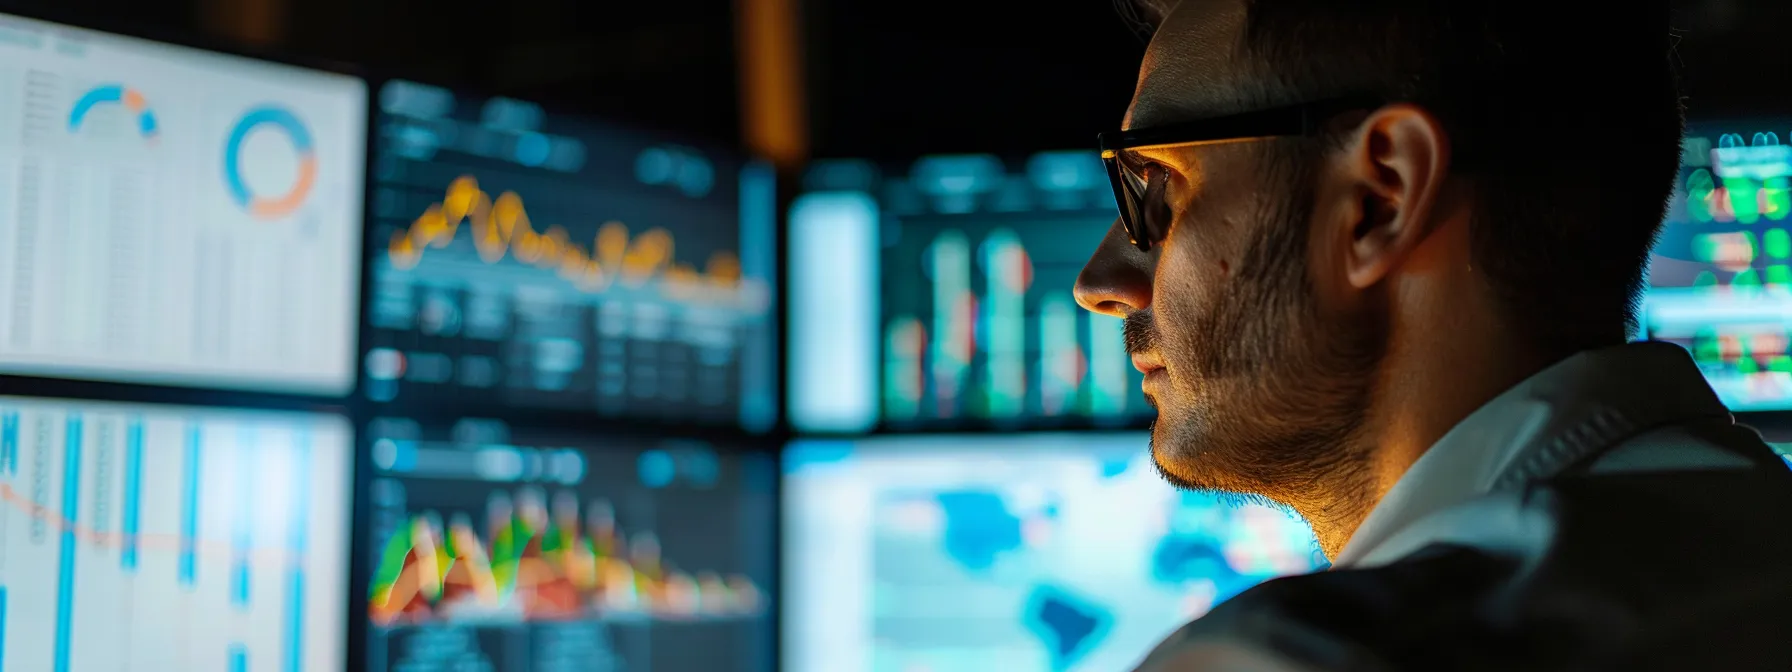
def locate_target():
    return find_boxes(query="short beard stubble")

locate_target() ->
[1134,140,1386,556]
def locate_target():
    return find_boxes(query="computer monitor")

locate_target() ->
[0,395,354,671]
[788,153,1146,433]
[782,433,1323,672]
[0,12,367,395]
[361,418,776,671]
[363,80,777,431]
[1643,121,1792,410]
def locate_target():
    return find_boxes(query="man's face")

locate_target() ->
[1074,0,1382,512]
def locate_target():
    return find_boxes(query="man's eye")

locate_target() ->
[1128,158,1166,188]
[1142,161,1171,189]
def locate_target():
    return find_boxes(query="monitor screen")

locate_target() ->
[782,433,1323,672]
[0,395,354,671]
[1644,122,1792,410]
[0,13,367,395]
[364,80,777,431]
[362,418,776,672]
[788,153,1147,433]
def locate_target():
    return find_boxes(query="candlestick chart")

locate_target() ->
[362,418,774,672]
[364,80,776,431]
[1644,123,1792,410]
[877,153,1149,429]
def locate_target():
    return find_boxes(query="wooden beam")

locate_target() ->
[199,0,287,47]
[736,0,808,168]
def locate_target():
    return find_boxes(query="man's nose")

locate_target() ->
[1074,218,1153,318]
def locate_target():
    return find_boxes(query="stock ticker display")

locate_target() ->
[782,434,1324,672]
[0,12,366,394]
[365,80,777,430]
[1644,122,1792,410]
[0,396,354,672]
[788,153,1149,433]
[363,417,775,672]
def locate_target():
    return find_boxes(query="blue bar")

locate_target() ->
[53,415,82,672]
[1,586,9,670]
[284,430,310,672]
[229,643,246,672]
[232,429,256,608]
[2,411,17,475]
[180,424,201,587]
[121,420,144,572]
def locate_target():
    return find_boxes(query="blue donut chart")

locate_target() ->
[68,84,159,139]
[222,105,318,219]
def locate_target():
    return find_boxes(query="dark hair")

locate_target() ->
[1117,0,1684,353]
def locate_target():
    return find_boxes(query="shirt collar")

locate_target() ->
[1331,341,1731,569]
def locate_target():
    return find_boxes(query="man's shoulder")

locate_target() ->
[1144,465,1792,671]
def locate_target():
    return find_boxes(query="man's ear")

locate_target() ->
[1332,104,1452,290]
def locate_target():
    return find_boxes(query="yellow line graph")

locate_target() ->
[388,176,746,300]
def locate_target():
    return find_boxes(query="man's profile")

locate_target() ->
[1074,0,1792,669]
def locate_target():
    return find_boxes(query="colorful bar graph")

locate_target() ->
[121,419,144,572]
[286,431,310,672]
[1089,316,1129,416]
[53,415,82,672]
[884,318,925,420]
[1039,293,1082,416]
[982,229,1027,418]
[886,207,1149,427]
[180,424,201,587]
[928,231,972,416]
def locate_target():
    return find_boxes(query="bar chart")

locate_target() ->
[1645,124,1792,410]
[877,153,1148,429]
[0,397,352,672]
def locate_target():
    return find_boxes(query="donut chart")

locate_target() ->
[223,104,318,220]
[68,84,159,139]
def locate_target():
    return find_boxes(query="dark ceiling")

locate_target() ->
[0,0,1787,159]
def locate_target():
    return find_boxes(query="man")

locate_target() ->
[1073,0,1792,669]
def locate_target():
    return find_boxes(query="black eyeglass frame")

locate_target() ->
[1098,96,1383,251]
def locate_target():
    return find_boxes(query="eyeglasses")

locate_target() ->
[1097,96,1379,252]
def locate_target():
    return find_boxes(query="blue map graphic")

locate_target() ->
[935,490,1024,572]
[1024,584,1114,671]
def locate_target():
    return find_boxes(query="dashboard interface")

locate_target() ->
[0,395,354,672]
[0,12,366,394]
[1645,121,1792,411]
[789,153,1148,433]
[364,417,775,672]
[364,80,777,431]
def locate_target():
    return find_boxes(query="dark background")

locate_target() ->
[1,0,1788,160]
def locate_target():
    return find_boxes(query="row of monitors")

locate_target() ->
[786,132,1792,430]
[0,393,1378,672]
[0,12,776,430]
[10,10,1792,437]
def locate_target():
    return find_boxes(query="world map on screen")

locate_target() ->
[869,454,1323,671]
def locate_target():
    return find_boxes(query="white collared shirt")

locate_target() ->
[1133,341,1758,671]
[1333,340,1743,568]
